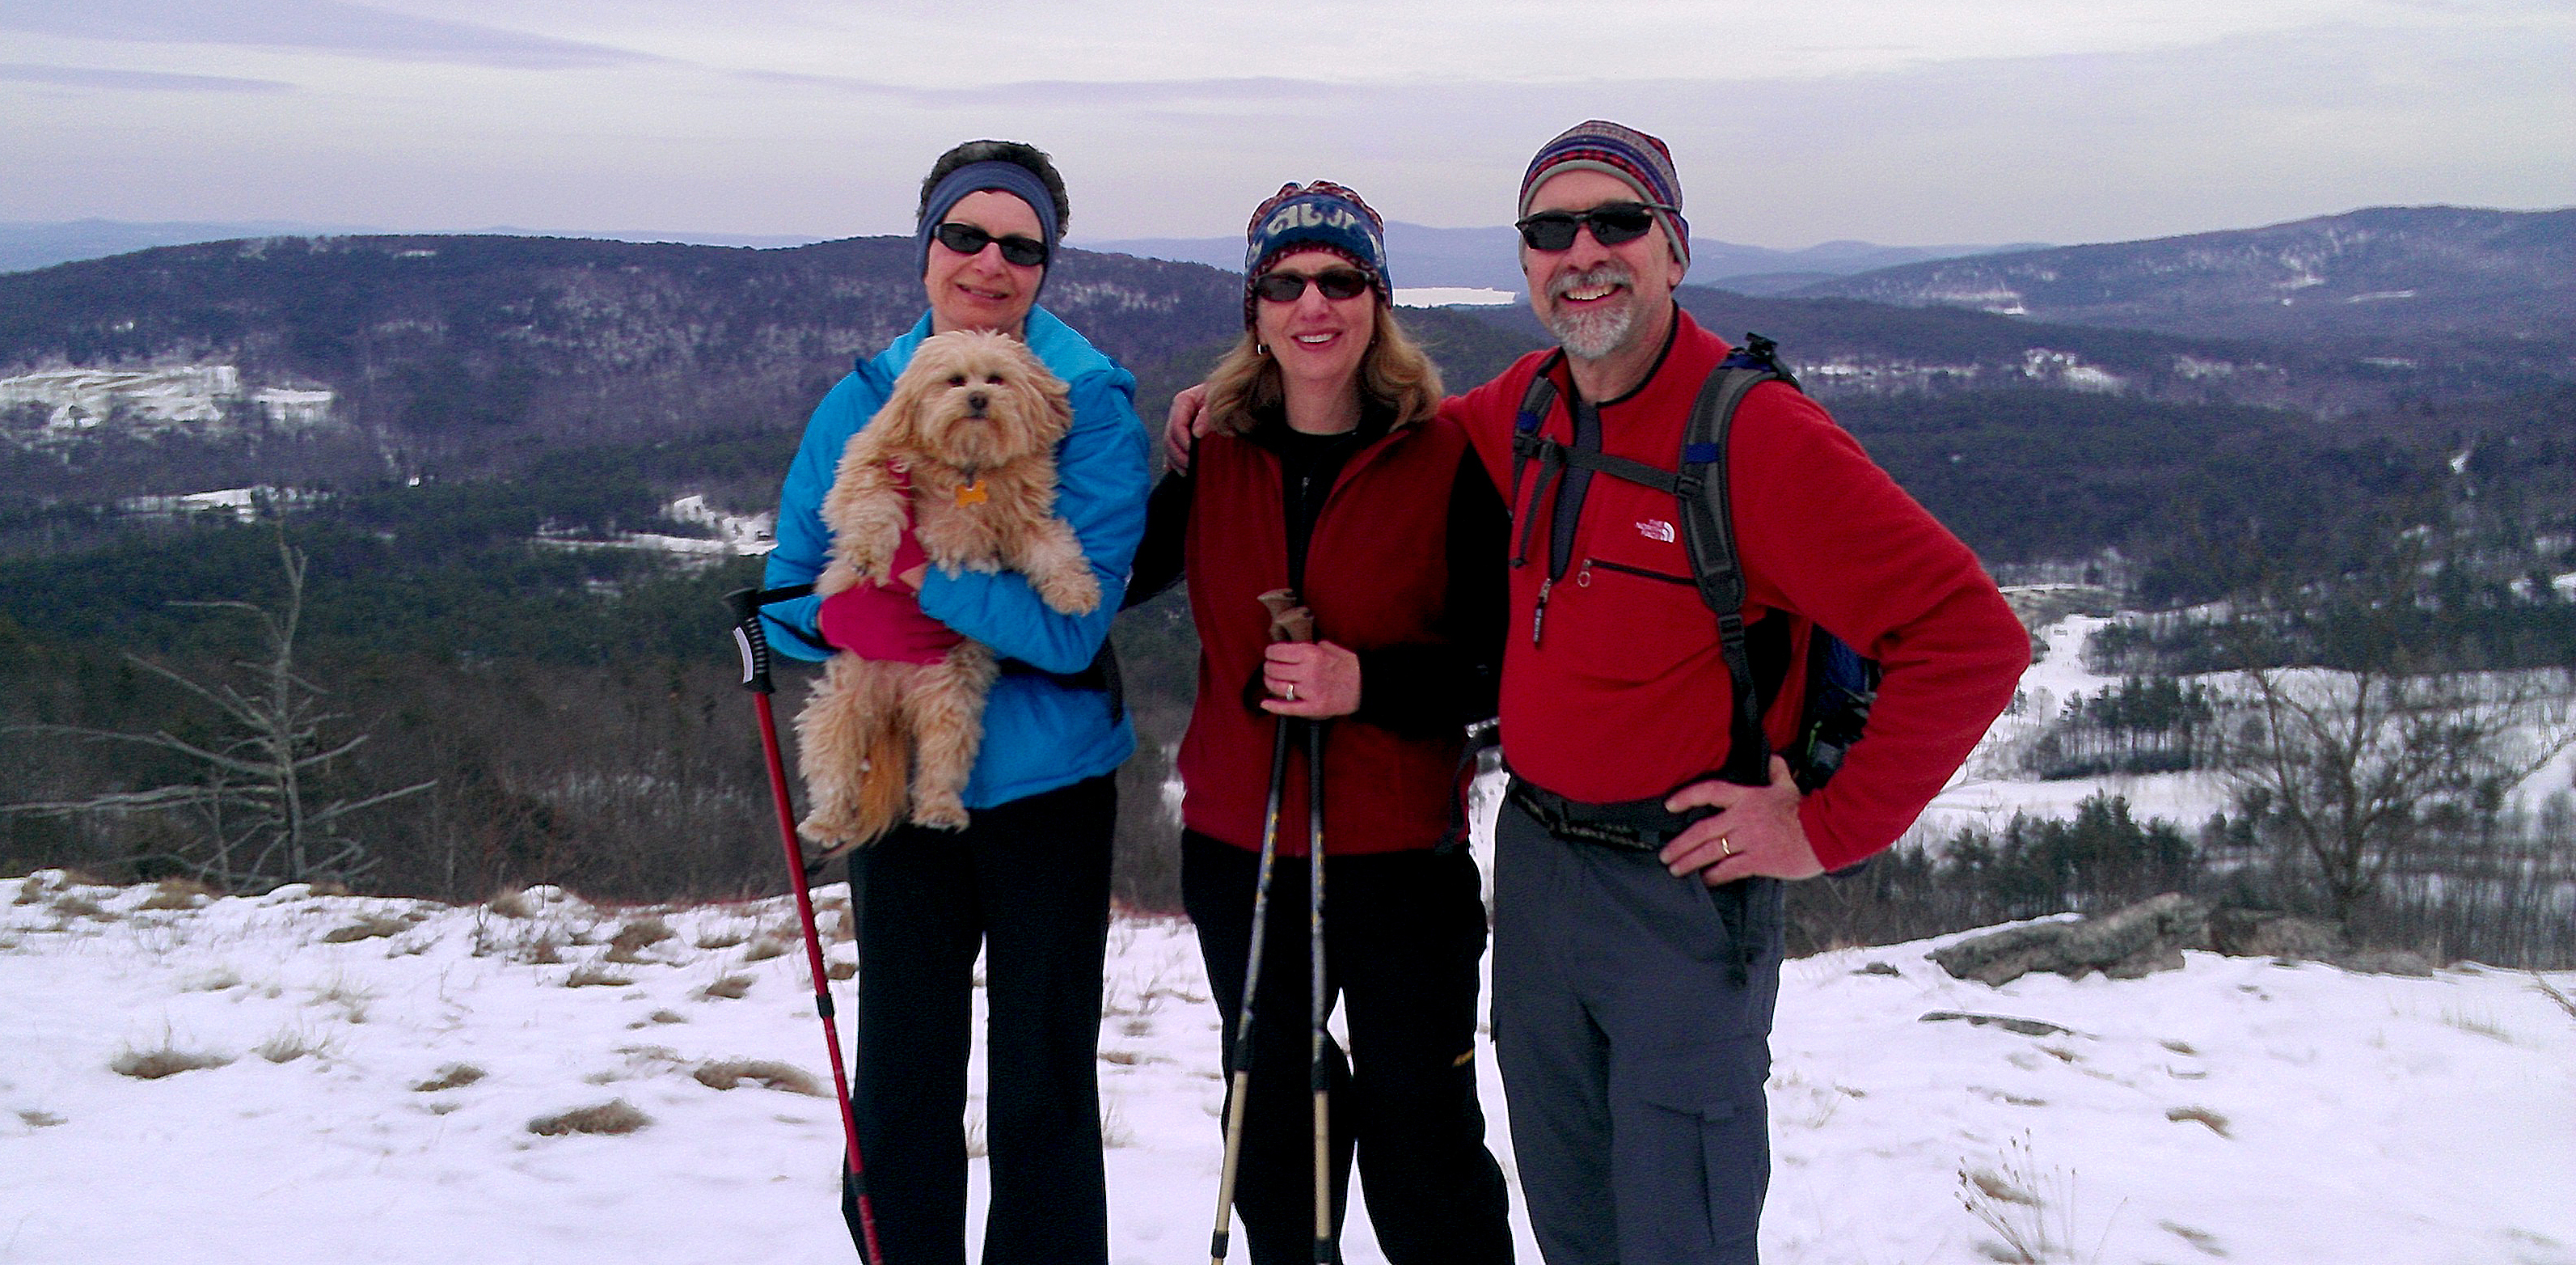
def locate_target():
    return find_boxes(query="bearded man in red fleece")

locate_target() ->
[1447,121,2029,1265]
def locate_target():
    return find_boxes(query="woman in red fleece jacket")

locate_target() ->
[1125,180,1514,1264]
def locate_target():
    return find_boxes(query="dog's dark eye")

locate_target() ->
[947,374,967,387]
[986,374,1005,385]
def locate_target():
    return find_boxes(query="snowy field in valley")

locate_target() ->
[5,611,2574,1263]
[3,869,2571,1265]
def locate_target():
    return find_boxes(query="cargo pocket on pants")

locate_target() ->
[1628,1047,1770,1263]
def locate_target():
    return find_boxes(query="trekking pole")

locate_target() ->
[1208,590,1315,1265]
[726,587,887,1265]
[1306,709,1332,1263]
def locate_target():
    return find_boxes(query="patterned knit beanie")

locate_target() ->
[1518,121,1690,269]
[1240,180,1391,328]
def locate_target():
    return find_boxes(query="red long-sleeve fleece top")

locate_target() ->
[1449,307,2030,870]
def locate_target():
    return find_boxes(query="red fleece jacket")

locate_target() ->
[1449,308,2029,869]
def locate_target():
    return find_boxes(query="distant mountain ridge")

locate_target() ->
[1,218,2562,510]
[0,219,828,275]
[1083,222,2034,294]
[1794,205,2576,377]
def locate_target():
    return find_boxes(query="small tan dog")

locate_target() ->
[796,330,1100,855]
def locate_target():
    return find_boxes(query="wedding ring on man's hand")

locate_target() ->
[1718,839,1737,860]
[1283,683,1295,702]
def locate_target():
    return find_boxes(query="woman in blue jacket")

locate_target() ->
[759,138,1150,1265]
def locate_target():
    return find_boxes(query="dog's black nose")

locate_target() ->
[966,391,989,413]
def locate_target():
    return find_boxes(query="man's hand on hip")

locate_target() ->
[1660,756,1824,886]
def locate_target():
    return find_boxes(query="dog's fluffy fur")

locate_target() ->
[795,330,1100,856]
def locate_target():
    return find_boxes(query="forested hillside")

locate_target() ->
[2,226,2569,937]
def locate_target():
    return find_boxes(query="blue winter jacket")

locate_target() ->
[761,307,1151,809]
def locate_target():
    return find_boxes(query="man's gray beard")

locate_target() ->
[1543,264,1637,362]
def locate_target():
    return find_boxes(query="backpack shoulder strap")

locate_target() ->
[1507,352,1565,569]
[1678,333,1800,784]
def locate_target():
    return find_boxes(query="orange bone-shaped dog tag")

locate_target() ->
[955,479,988,506]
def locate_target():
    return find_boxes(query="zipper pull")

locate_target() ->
[1531,576,1552,647]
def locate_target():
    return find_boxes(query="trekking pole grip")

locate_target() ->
[724,586,777,696]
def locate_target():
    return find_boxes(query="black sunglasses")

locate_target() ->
[1514,202,1674,252]
[1251,268,1373,302]
[933,221,1048,267]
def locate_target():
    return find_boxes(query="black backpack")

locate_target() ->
[1507,333,1878,792]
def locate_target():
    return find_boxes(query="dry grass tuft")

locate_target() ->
[11,874,51,905]
[605,916,676,964]
[2160,1039,2199,1056]
[741,933,792,963]
[698,974,754,1001]
[486,888,537,920]
[2160,1220,2229,1257]
[694,927,747,950]
[611,916,675,953]
[181,968,243,993]
[828,959,856,981]
[519,934,564,966]
[565,964,635,988]
[19,1109,65,1128]
[413,1063,488,1092]
[527,1099,651,1136]
[2166,1106,2232,1137]
[112,1043,234,1080]
[692,1059,822,1096]
[138,878,217,912]
[308,976,379,1022]
[321,912,410,944]
[645,1009,686,1025]
[51,893,110,920]
[255,1026,331,1064]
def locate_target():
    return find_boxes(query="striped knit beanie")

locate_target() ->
[1518,121,1690,268]
[1240,180,1391,328]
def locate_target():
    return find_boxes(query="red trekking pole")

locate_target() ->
[728,586,885,1265]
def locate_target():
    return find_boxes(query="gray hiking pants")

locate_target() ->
[1491,793,1785,1265]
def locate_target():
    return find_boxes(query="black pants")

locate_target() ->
[849,775,1115,1265]
[1182,830,1515,1265]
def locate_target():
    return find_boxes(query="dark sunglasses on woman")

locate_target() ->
[933,221,1049,267]
[1514,201,1674,252]
[1252,268,1373,302]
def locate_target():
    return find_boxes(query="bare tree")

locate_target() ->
[2,534,430,891]
[2221,658,2575,925]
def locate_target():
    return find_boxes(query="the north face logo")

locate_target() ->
[1636,518,1675,543]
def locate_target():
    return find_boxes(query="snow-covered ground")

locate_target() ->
[1918,611,2576,849]
[3,871,2570,1265]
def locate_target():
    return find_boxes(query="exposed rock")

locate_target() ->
[1854,961,1902,977]
[2208,908,2435,975]
[2331,950,2436,978]
[1919,1011,2073,1038]
[1930,894,2211,986]
[2209,908,2349,958]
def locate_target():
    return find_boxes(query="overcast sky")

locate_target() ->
[2,0,2569,249]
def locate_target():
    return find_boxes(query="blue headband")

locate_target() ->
[916,160,1062,297]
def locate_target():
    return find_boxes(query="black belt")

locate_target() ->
[1505,777,1711,853]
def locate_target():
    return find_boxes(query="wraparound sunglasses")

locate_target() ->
[933,221,1049,267]
[1252,268,1373,302]
[1514,202,1674,252]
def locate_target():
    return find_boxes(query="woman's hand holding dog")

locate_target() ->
[1260,641,1359,717]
